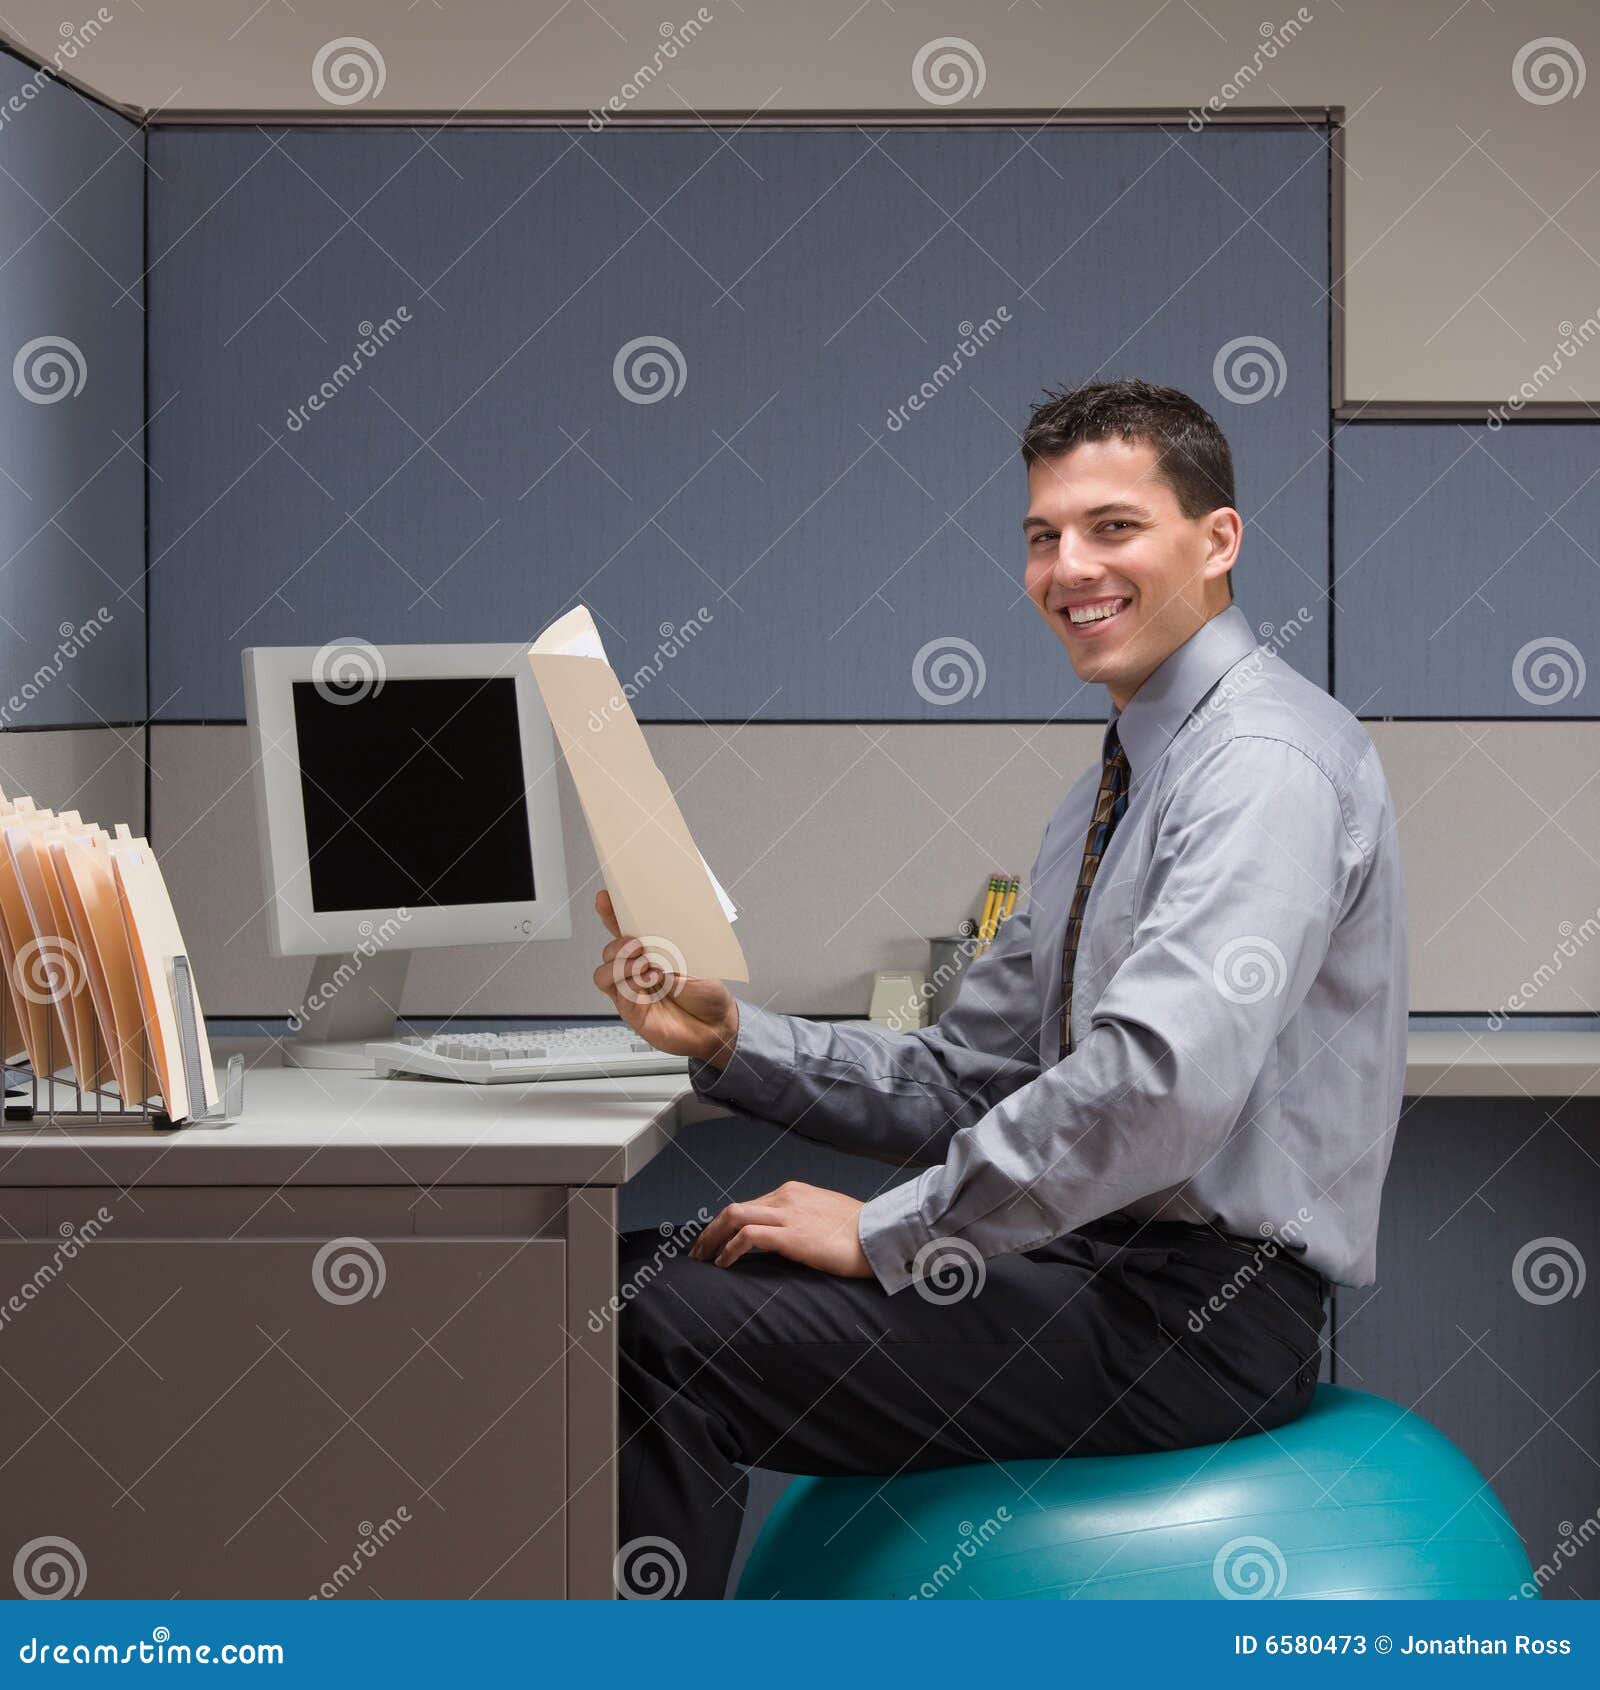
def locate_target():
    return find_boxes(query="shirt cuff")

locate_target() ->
[685,999,796,1121]
[857,1170,940,1296]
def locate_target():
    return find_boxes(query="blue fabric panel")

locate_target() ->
[148,124,1329,720]
[1335,421,1600,716]
[0,55,144,727]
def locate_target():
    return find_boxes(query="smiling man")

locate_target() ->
[594,378,1409,1599]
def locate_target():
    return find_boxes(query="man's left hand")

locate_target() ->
[690,1181,874,1279]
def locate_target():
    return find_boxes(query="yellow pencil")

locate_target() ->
[976,875,1001,942]
[998,877,1019,925]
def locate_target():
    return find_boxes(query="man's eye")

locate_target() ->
[1030,532,1058,545]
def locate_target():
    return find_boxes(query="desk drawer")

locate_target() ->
[0,1237,566,1597]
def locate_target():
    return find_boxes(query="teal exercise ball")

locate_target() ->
[736,1386,1536,1600]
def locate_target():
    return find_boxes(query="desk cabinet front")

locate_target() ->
[0,1232,568,1598]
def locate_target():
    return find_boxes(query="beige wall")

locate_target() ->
[7,0,1599,409]
[147,721,1600,1022]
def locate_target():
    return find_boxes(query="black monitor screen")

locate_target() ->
[292,676,536,913]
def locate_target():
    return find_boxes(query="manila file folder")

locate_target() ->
[528,607,747,982]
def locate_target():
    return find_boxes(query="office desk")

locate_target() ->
[0,1027,1590,1601]
[0,1059,692,1600]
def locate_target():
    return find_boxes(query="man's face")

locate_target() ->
[1023,437,1240,710]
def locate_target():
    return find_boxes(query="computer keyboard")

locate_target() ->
[366,1024,690,1084]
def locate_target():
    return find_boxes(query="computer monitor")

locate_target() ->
[242,642,572,1067]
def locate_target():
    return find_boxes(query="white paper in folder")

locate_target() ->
[528,606,747,981]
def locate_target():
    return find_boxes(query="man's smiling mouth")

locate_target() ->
[1060,595,1132,633]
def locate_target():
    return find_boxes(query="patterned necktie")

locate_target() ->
[1060,721,1131,1056]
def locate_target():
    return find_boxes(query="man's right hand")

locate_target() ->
[591,889,739,1068]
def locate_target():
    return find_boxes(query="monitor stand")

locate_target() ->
[283,949,412,1070]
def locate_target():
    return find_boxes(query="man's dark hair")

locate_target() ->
[1019,378,1236,599]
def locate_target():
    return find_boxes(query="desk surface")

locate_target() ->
[2,1030,1596,1189]
[1404,1030,1600,1097]
[0,1063,692,1187]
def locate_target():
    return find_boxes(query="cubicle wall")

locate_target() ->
[2,102,1597,1596]
[143,123,1330,722]
[0,51,145,829]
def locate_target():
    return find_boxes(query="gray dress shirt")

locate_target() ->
[689,604,1408,1294]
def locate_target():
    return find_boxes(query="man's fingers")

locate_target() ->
[600,933,642,968]
[691,1200,781,1261]
[595,889,621,938]
[715,1224,782,1268]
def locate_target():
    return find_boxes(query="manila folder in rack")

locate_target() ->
[112,845,218,1122]
[528,607,747,981]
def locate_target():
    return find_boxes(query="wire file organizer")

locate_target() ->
[2,952,243,1131]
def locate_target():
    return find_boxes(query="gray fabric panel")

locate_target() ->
[0,56,144,726]
[149,720,1101,1018]
[152,719,1598,1020]
[146,123,1329,720]
[1336,1097,1600,1598]
[0,725,145,831]
[1335,422,1600,716]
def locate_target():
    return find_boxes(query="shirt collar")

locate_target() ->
[1105,603,1260,781]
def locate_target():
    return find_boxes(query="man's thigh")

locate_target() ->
[617,1226,1309,1479]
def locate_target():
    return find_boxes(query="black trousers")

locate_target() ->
[615,1214,1329,1598]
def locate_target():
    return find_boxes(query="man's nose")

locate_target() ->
[1050,537,1099,581]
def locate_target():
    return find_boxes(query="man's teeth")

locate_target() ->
[1068,598,1129,625]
